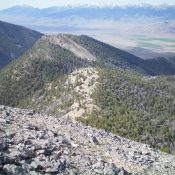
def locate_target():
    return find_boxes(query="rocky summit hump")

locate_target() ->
[0,106,175,175]
[47,34,96,61]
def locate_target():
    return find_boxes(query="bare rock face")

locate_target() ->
[45,34,96,61]
[0,105,175,175]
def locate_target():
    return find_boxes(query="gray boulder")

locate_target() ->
[91,136,99,145]
[0,138,8,151]
[3,164,27,175]
[104,163,120,175]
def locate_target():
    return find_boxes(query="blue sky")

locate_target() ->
[0,0,175,9]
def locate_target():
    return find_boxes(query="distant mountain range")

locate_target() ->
[0,5,174,59]
[1,5,175,19]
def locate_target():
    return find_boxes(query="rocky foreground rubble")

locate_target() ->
[0,106,175,175]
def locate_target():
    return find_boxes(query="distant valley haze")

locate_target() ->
[0,0,175,58]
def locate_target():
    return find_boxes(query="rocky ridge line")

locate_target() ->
[63,67,100,119]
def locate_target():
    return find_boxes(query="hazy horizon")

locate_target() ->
[0,0,175,10]
[0,0,175,58]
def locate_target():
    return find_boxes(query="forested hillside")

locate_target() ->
[67,35,175,75]
[0,20,42,69]
[78,68,175,154]
[0,33,175,154]
[0,36,88,106]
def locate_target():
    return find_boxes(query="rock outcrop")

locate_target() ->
[45,34,96,61]
[0,106,175,175]
[63,67,99,119]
